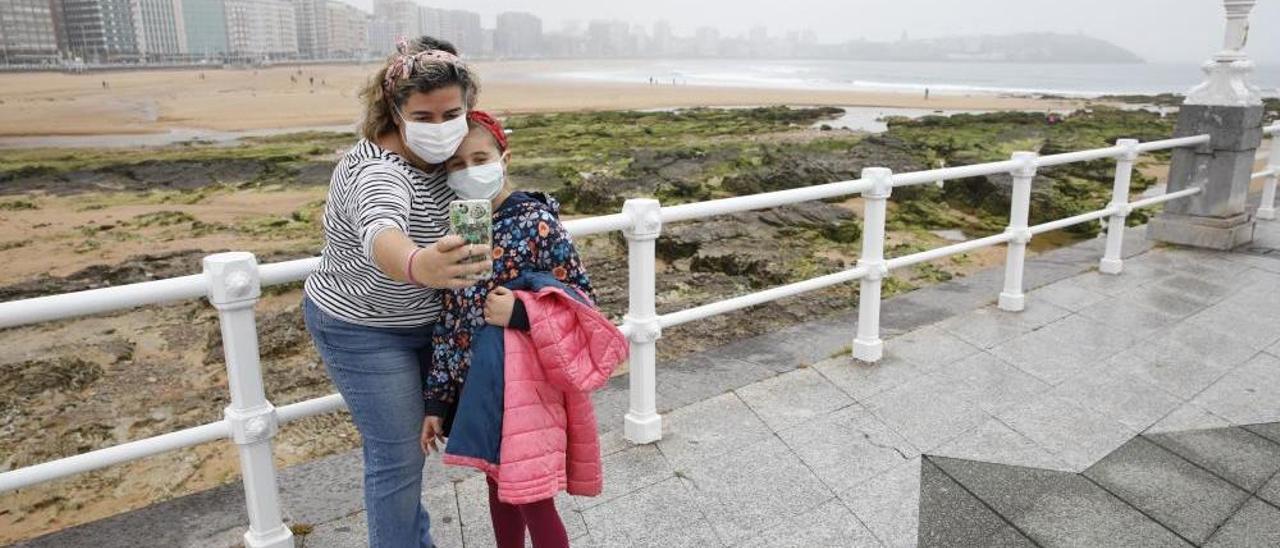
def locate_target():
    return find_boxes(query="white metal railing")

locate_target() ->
[1254,124,1280,220]
[0,125,1277,547]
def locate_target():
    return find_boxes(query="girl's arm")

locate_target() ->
[484,207,596,329]
[531,210,596,301]
[423,321,462,417]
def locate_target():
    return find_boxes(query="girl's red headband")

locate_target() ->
[467,111,508,151]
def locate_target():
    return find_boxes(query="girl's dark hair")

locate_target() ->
[358,35,479,140]
[411,36,457,55]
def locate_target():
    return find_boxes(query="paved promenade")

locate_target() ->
[19,220,1280,548]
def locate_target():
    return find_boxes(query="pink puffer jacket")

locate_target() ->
[482,285,627,504]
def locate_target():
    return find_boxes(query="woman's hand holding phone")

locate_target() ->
[410,235,490,290]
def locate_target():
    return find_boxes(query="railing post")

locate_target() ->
[1100,139,1140,274]
[1258,135,1280,220]
[999,152,1038,312]
[852,167,892,363]
[203,252,293,548]
[621,199,663,444]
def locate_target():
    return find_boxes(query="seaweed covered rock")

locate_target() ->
[204,306,308,365]
[0,357,104,410]
[656,203,853,287]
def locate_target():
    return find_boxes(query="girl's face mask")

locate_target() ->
[399,111,468,164]
[446,160,505,200]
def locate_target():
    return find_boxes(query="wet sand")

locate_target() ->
[0,61,1084,137]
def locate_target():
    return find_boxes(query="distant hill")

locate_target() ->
[840,33,1144,64]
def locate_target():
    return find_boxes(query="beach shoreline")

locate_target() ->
[0,61,1088,138]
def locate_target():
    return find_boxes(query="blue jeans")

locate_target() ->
[302,296,435,548]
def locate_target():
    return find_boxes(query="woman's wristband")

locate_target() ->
[406,247,425,287]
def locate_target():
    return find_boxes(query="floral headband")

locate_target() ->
[382,36,461,95]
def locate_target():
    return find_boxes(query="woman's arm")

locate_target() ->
[371,230,489,290]
[351,164,489,289]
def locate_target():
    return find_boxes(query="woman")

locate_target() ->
[302,35,488,548]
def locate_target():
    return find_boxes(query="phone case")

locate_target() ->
[449,200,493,279]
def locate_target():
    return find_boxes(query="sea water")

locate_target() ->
[545,58,1280,97]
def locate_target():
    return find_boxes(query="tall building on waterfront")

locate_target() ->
[180,0,226,58]
[134,0,187,59]
[494,11,540,58]
[57,0,141,62]
[413,6,480,55]
[438,9,480,55]
[651,19,674,56]
[587,20,631,57]
[366,18,392,55]
[324,0,366,58]
[372,0,416,42]
[292,0,327,59]
[417,6,440,40]
[224,0,297,59]
[0,0,60,63]
[695,26,719,57]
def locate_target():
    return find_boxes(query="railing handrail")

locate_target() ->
[0,132,1215,330]
[0,128,1252,507]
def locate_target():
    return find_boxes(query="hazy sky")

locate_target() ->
[346,0,1280,65]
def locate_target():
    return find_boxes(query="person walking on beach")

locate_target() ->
[302,35,486,548]
[425,111,626,548]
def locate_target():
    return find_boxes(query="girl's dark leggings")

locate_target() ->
[487,477,570,548]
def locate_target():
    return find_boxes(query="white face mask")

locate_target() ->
[399,111,468,164]
[446,160,506,200]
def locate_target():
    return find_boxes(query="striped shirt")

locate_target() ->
[304,138,456,328]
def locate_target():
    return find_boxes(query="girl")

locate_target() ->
[301,35,488,548]
[422,111,626,548]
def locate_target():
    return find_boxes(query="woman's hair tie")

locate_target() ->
[383,37,462,94]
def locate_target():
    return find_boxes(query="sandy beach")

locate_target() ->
[0,61,1085,137]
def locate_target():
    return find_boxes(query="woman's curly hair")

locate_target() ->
[358,35,481,140]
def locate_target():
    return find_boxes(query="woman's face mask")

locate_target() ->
[446,160,505,200]
[399,110,468,165]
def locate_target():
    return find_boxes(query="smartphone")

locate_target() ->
[448,199,493,280]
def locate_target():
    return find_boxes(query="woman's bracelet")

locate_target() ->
[406,247,425,287]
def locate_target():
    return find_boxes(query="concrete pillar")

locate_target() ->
[1147,0,1265,250]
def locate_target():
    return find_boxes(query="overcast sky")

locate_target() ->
[345,0,1280,65]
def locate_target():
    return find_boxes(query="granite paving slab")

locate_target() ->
[1145,425,1280,492]
[1203,497,1280,548]
[994,395,1133,472]
[1083,437,1250,545]
[778,405,918,494]
[734,367,854,432]
[838,458,923,548]
[751,499,883,548]
[916,459,1035,548]
[653,392,774,469]
[864,372,992,451]
[579,478,723,548]
[680,437,833,546]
